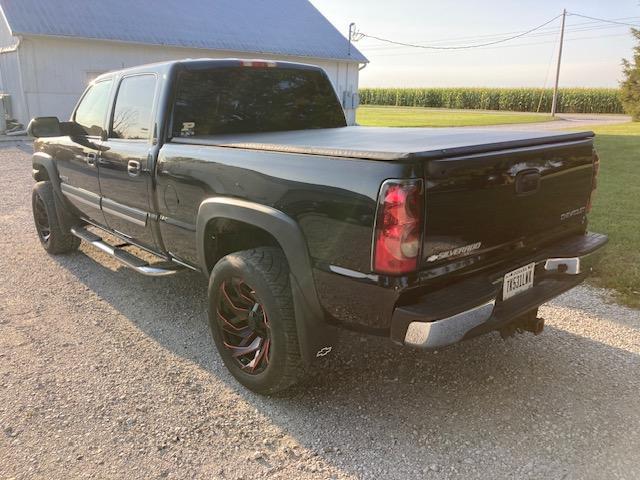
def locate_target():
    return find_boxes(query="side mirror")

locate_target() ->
[27,116,62,138]
[27,117,109,151]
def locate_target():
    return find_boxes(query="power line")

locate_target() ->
[361,17,640,51]
[352,10,632,101]
[355,14,563,50]
[567,12,640,28]
[363,23,635,52]
[356,13,640,53]
[366,32,633,57]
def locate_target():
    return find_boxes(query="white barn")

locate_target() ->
[0,0,367,128]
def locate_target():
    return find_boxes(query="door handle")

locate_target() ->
[86,152,98,166]
[127,160,142,177]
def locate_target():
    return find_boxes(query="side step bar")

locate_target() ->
[70,226,183,277]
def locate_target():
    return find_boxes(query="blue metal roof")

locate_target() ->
[0,0,367,63]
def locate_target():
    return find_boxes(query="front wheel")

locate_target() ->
[32,181,80,254]
[207,247,306,395]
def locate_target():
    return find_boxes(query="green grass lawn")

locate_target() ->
[580,123,640,308]
[357,105,554,127]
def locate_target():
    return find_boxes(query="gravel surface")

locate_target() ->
[1,142,639,480]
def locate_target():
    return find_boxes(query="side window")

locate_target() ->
[110,75,156,140]
[74,80,112,136]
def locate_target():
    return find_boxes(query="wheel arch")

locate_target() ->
[32,152,57,185]
[32,151,78,230]
[196,197,336,364]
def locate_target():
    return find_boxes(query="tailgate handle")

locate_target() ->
[515,170,540,195]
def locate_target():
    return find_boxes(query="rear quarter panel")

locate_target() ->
[156,143,416,273]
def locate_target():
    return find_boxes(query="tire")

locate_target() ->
[207,247,306,395]
[32,181,80,254]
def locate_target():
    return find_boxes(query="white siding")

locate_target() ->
[0,51,25,121]
[15,36,360,125]
[0,12,27,123]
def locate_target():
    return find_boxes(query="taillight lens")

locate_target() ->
[586,150,600,213]
[372,179,424,275]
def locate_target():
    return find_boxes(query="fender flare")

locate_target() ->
[32,152,60,190]
[32,151,77,228]
[196,197,336,364]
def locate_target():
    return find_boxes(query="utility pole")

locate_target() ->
[348,22,355,56]
[551,9,567,117]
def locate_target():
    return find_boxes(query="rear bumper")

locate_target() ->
[392,232,608,349]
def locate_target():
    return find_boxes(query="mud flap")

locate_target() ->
[290,273,338,365]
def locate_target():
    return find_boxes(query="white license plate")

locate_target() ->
[502,262,536,300]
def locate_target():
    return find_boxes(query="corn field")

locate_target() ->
[358,88,624,114]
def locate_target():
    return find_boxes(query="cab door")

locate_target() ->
[56,79,113,225]
[97,74,159,249]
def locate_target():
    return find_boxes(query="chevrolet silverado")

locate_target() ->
[28,59,607,394]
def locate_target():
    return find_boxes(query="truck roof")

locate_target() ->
[172,126,594,161]
[93,58,323,83]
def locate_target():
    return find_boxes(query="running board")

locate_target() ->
[70,226,183,277]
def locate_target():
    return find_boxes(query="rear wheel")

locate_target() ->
[32,181,80,254]
[207,247,305,394]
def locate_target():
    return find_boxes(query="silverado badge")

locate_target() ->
[427,242,482,262]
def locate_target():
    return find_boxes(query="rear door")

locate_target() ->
[98,74,159,249]
[56,79,113,224]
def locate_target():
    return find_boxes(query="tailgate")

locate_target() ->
[422,137,595,268]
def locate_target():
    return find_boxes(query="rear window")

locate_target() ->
[171,67,346,136]
[110,74,156,140]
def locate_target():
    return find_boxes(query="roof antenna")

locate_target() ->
[348,22,355,56]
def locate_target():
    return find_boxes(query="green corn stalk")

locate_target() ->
[358,87,624,114]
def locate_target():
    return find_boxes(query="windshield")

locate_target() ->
[171,66,346,137]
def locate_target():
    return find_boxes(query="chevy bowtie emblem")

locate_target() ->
[316,346,333,357]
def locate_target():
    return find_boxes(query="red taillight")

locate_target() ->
[586,150,600,213]
[372,179,424,275]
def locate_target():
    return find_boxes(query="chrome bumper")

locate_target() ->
[405,299,496,348]
[402,237,607,349]
[543,246,605,275]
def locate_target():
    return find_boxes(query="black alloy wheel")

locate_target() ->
[217,278,271,374]
[33,193,52,245]
[31,181,80,254]
[207,247,305,395]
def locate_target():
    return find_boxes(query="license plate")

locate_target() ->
[502,262,535,300]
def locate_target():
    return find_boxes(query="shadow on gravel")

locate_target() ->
[0,141,32,154]
[54,250,640,478]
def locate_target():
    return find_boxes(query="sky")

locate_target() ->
[310,0,639,88]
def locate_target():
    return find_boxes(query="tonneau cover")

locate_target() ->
[171,126,594,161]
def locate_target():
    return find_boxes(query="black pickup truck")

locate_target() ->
[28,59,607,394]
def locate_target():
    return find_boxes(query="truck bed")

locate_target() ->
[171,126,594,161]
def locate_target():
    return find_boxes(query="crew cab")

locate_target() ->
[28,59,607,394]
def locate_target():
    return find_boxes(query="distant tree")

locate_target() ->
[621,28,640,120]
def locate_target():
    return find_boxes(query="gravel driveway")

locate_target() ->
[1,142,639,480]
